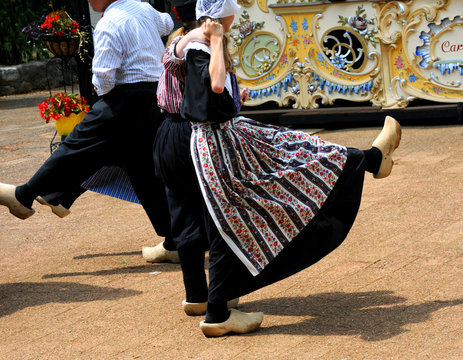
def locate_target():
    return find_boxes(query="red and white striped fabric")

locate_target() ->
[157,37,186,114]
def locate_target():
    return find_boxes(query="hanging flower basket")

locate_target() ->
[42,34,80,59]
[22,10,89,60]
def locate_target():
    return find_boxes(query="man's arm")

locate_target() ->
[91,28,123,96]
[147,4,174,37]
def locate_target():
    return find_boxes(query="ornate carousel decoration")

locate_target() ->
[231,0,463,110]
[416,16,463,76]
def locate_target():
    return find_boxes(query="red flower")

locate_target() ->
[38,10,81,37]
[38,92,89,123]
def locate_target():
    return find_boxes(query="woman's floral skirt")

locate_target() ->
[191,117,348,275]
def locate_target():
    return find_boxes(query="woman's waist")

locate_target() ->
[165,113,233,125]
[165,113,187,122]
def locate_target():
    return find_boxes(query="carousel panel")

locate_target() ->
[232,0,463,109]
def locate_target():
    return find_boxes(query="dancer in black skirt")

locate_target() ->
[176,0,402,337]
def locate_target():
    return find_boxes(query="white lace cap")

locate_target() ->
[195,0,241,20]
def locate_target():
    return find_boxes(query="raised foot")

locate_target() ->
[0,183,35,220]
[36,196,70,218]
[372,116,402,179]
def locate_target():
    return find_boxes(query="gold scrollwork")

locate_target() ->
[370,75,385,107]
[239,31,283,78]
[401,0,451,88]
[238,0,255,7]
[257,0,268,13]
[375,0,449,48]
[389,75,416,107]
[313,14,380,78]
[291,59,312,108]
[375,1,411,45]
[403,0,448,38]
[321,26,369,73]
[425,73,461,88]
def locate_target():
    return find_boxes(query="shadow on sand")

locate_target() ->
[41,262,181,279]
[73,251,142,259]
[242,290,463,341]
[0,281,141,317]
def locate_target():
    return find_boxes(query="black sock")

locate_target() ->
[60,186,86,209]
[163,236,176,251]
[363,147,382,175]
[40,192,62,206]
[15,184,35,209]
[205,302,230,323]
[177,242,208,303]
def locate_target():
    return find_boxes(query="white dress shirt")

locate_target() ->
[92,0,174,96]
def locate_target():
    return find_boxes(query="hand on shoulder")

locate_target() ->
[202,18,224,41]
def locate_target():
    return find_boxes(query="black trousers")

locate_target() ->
[153,114,208,249]
[21,82,171,237]
[153,114,209,302]
[206,148,366,304]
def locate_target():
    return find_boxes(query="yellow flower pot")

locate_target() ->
[54,111,86,137]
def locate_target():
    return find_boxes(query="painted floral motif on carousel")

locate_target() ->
[338,5,378,48]
[394,52,420,83]
[230,10,264,47]
[287,17,311,48]
[230,11,281,78]
[426,86,463,97]
[291,35,311,48]
[416,16,463,76]
[251,52,290,86]
[316,52,356,82]
[289,17,308,32]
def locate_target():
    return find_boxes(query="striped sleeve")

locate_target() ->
[163,38,185,82]
[144,3,174,37]
[91,27,123,96]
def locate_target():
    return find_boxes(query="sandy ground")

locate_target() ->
[0,91,462,359]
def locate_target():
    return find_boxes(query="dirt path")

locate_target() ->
[1,92,462,359]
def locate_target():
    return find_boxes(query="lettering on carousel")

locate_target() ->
[417,17,463,69]
[434,31,463,62]
[441,41,463,54]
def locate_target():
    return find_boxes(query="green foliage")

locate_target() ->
[0,0,54,65]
